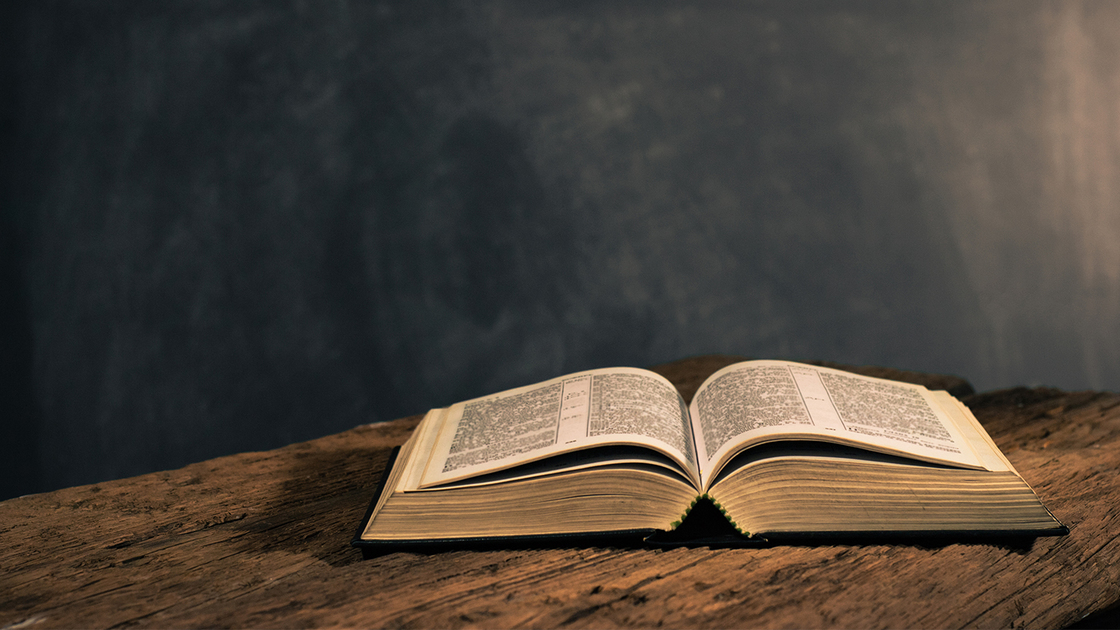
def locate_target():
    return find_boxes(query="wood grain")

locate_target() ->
[1,356,1117,629]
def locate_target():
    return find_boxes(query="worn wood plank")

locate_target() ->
[1,356,1117,629]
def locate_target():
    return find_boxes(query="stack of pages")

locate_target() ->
[353,360,1065,553]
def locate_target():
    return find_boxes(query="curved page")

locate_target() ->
[419,367,698,489]
[690,361,984,487]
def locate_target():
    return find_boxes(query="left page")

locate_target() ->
[418,367,699,489]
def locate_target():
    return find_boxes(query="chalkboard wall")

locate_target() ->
[5,1,1120,499]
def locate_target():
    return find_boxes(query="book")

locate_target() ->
[352,360,1066,553]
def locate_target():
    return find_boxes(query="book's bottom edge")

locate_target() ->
[350,529,661,558]
[350,525,1068,558]
[753,524,1069,548]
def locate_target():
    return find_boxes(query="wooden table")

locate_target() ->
[3,356,1119,629]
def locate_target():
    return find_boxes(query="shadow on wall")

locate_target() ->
[1,218,43,499]
[2,1,42,500]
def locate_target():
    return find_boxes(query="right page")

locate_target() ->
[691,360,986,488]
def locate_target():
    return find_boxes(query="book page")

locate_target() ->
[419,367,698,488]
[932,391,1013,472]
[691,361,984,487]
[417,446,694,490]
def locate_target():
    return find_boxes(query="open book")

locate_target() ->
[353,360,1065,552]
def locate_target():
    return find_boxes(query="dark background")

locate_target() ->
[4,0,1120,500]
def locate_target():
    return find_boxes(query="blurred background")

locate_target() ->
[4,0,1120,500]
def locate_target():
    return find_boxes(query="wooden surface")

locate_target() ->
[2,355,1119,629]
